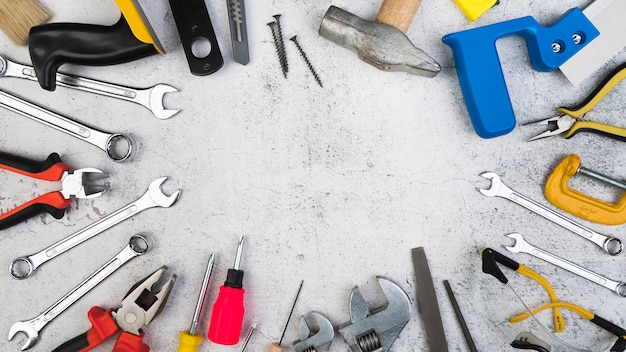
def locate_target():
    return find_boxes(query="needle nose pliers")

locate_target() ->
[52,266,176,352]
[0,152,107,230]
[526,62,626,142]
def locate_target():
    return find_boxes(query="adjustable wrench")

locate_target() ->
[0,90,133,162]
[293,312,334,352]
[9,177,180,279]
[0,55,179,119]
[505,233,626,297]
[479,172,623,256]
[7,234,150,351]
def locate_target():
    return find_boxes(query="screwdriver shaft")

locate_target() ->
[189,252,215,335]
[233,235,245,270]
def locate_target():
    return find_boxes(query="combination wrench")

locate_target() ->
[9,177,180,279]
[479,172,623,256]
[0,90,133,162]
[0,55,179,119]
[8,234,150,351]
[505,233,626,297]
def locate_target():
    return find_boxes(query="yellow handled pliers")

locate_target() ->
[526,62,626,142]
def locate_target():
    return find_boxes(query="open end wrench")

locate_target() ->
[479,172,623,256]
[505,233,626,297]
[8,177,180,279]
[0,90,133,162]
[7,234,150,351]
[0,55,179,119]
[293,312,334,352]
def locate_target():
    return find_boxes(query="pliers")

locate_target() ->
[0,152,107,230]
[52,266,176,352]
[526,62,626,142]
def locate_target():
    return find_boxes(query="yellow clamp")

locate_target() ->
[453,0,498,22]
[545,154,626,225]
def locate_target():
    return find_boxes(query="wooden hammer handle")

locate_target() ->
[376,0,422,33]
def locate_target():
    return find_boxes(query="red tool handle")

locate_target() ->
[113,331,150,352]
[0,152,68,180]
[52,307,119,352]
[0,192,72,230]
[208,285,246,345]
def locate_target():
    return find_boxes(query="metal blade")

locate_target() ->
[560,0,626,86]
[412,247,449,351]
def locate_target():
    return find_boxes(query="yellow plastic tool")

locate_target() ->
[545,154,626,225]
[115,0,165,53]
[453,0,498,22]
[178,332,203,352]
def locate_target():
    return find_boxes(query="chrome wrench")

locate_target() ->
[479,172,623,256]
[9,177,180,279]
[505,233,626,297]
[0,90,133,162]
[7,234,150,351]
[0,55,179,119]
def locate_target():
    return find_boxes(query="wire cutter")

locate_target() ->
[0,152,107,230]
[526,62,626,142]
[52,266,176,352]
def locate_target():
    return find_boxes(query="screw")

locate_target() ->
[268,21,288,78]
[290,35,323,87]
[551,42,562,53]
[572,33,582,45]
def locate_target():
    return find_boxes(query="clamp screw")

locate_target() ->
[290,35,323,88]
[268,20,288,78]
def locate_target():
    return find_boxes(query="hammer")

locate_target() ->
[319,0,440,77]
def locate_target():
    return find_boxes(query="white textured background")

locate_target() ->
[1,0,625,351]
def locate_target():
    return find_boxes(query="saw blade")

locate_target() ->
[560,0,626,86]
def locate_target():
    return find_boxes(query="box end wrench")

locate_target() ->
[505,233,626,297]
[0,55,179,120]
[8,177,180,280]
[293,312,334,352]
[479,172,623,256]
[7,234,150,351]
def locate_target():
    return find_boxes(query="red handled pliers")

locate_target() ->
[52,266,176,352]
[0,152,107,230]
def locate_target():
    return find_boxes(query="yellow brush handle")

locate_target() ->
[114,0,164,53]
[178,331,203,352]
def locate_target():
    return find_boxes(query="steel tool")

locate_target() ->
[505,233,626,297]
[479,172,623,256]
[527,61,626,142]
[270,280,304,352]
[545,154,626,225]
[9,177,180,279]
[293,312,334,352]
[7,235,150,351]
[240,323,257,352]
[0,55,179,119]
[0,90,133,162]
[337,277,411,352]
[0,152,106,230]
[560,0,626,86]
[319,0,440,77]
[51,266,176,352]
[443,280,478,352]
[226,0,249,65]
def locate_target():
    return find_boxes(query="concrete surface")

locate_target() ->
[1,0,625,351]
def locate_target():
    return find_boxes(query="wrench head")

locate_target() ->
[294,312,334,352]
[8,321,39,351]
[478,172,503,197]
[149,84,180,119]
[148,177,181,208]
[504,233,525,253]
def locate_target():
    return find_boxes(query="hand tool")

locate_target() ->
[442,8,599,138]
[412,247,448,351]
[0,55,179,119]
[226,0,249,65]
[208,235,247,345]
[527,61,626,142]
[0,0,49,45]
[293,312,334,352]
[0,152,107,230]
[479,172,623,256]
[28,0,165,91]
[239,323,257,352]
[560,0,626,86]
[7,234,150,351]
[545,154,626,225]
[443,280,478,352]
[511,332,551,352]
[505,233,626,297]
[453,0,498,22]
[9,177,180,279]
[178,252,215,352]
[270,279,304,352]
[51,266,176,352]
[0,89,134,162]
[169,0,224,76]
[318,0,440,77]
[337,277,411,352]
[268,17,288,78]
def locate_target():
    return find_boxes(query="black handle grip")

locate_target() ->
[29,17,157,90]
[0,202,66,230]
[52,332,90,352]
[0,152,61,174]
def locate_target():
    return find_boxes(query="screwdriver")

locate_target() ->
[269,280,304,352]
[178,252,216,352]
[208,235,247,345]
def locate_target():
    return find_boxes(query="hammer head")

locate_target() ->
[319,5,440,77]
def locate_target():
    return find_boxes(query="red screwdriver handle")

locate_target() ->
[208,286,245,345]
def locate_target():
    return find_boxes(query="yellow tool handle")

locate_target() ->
[376,0,422,33]
[563,120,626,141]
[177,331,203,352]
[114,0,164,53]
[453,0,498,22]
